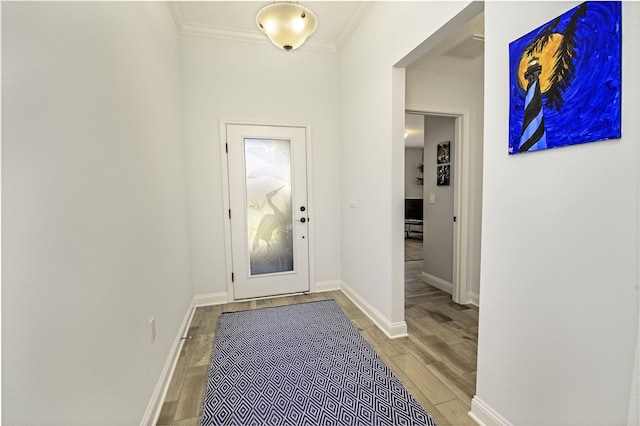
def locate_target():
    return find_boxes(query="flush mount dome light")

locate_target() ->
[256,2,318,51]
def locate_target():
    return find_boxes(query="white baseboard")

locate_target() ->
[312,280,342,293]
[421,272,453,294]
[194,284,340,305]
[469,396,512,426]
[340,281,408,339]
[467,292,479,307]
[140,300,196,426]
[194,292,229,307]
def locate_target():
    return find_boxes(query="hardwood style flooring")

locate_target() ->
[405,236,424,261]
[157,261,478,425]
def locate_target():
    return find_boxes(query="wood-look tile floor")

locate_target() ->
[157,260,478,425]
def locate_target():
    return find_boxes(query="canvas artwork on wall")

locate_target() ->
[437,142,450,164]
[437,165,450,186]
[508,1,621,155]
[436,141,451,186]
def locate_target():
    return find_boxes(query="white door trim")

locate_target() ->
[219,119,316,302]
[405,103,471,305]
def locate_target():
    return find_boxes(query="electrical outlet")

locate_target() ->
[149,318,156,343]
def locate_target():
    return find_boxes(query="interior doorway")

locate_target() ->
[405,108,469,304]
[405,113,458,293]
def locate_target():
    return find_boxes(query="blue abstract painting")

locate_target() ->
[508,1,621,155]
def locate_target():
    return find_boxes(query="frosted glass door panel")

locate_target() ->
[244,138,294,275]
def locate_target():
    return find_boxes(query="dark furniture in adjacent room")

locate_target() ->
[404,198,424,238]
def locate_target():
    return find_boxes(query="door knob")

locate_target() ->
[299,217,306,223]
[300,206,306,212]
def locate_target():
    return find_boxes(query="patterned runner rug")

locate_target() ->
[200,300,436,425]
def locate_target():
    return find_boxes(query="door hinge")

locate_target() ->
[225,143,229,153]
[231,273,234,282]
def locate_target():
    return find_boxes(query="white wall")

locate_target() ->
[631,333,640,425]
[422,116,456,284]
[2,3,192,424]
[406,69,484,300]
[338,1,476,325]
[181,36,342,296]
[474,2,639,424]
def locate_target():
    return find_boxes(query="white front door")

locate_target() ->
[226,124,310,300]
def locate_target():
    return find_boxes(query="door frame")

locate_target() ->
[405,104,471,305]
[219,119,316,302]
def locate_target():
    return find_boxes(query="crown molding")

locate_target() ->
[183,20,337,53]
[335,2,372,52]
[167,2,183,35]
[168,1,371,54]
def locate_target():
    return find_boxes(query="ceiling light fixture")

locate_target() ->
[256,2,318,52]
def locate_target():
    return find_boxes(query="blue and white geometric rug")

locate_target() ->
[200,300,437,425]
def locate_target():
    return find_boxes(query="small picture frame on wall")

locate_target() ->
[437,165,450,186]
[437,142,450,164]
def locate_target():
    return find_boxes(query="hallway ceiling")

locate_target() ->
[170,2,483,75]
[407,11,484,78]
[169,2,371,53]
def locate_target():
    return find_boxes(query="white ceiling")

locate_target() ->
[407,11,484,77]
[170,2,371,53]
[170,2,484,75]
